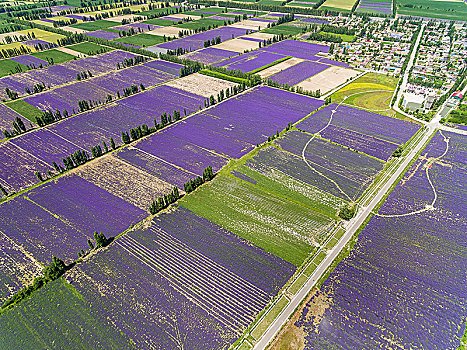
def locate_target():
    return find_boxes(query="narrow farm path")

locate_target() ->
[301,89,393,202]
[375,130,450,218]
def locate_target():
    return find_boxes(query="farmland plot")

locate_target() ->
[135,130,229,175]
[0,234,42,304]
[142,59,183,76]
[296,66,360,94]
[22,65,175,115]
[0,104,30,132]
[268,60,329,86]
[165,72,237,98]
[75,155,175,210]
[298,104,420,145]
[0,50,137,100]
[10,128,84,165]
[27,175,146,238]
[261,39,329,60]
[115,147,196,189]
[66,208,295,349]
[0,195,88,264]
[181,174,335,266]
[157,26,252,51]
[0,142,52,193]
[0,279,134,349]
[214,50,287,72]
[275,131,384,200]
[182,47,238,64]
[189,86,323,148]
[294,131,467,349]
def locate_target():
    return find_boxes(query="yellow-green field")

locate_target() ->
[319,0,358,11]
[331,73,401,118]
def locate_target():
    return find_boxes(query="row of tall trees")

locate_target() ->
[149,187,180,214]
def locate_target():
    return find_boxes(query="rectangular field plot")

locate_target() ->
[142,59,183,75]
[298,104,420,146]
[268,60,329,86]
[0,142,52,193]
[66,207,295,349]
[0,104,31,132]
[214,50,287,73]
[22,65,175,115]
[319,0,358,11]
[115,147,196,189]
[0,50,136,100]
[9,128,84,166]
[180,174,335,266]
[165,72,237,98]
[0,234,43,304]
[182,47,238,64]
[75,155,175,210]
[0,195,88,264]
[47,85,205,150]
[276,130,384,201]
[261,39,329,60]
[236,163,345,217]
[296,66,359,94]
[188,86,323,149]
[135,130,229,175]
[298,131,467,349]
[396,0,467,21]
[0,279,134,349]
[157,26,252,51]
[27,175,146,238]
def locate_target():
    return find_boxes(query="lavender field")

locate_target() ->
[66,208,295,349]
[275,130,384,200]
[262,39,329,60]
[215,50,287,72]
[296,131,467,349]
[268,60,328,86]
[0,51,135,100]
[298,104,420,158]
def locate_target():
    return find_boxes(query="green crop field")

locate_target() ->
[319,0,357,11]
[67,42,114,55]
[396,0,467,21]
[31,49,75,64]
[137,7,178,16]
[175,18,226,30]
[180,172,337,267]
[0,59,27,78]
[262,24,303,35]
[320,31,355,42]
[192,7,229,13]
[257,0,285,5]
[6,100,42,123]
[287,2,317,7]
[0,279,133,349]
[114,33,165,47]
[70,19,118,31]
[142,18,177,26]
[331,73,400,118]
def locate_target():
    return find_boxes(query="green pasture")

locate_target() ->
[67,42,113,55]
[262,24,303,35]
[31,49,75,64]
[142,18,177,26]
[70,19,117,31]
[193,7,228,13]
[0,279,133,349]
[396,0,467,21]
[180,171,336,267]
[5,100,42,123]
[175,18,226,30]
[114,33,165,47]
[0,59,27,78]
[320,31,355,42]
[257,0,285,5]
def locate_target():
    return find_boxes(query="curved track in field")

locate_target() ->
[301,89,393,203]
[375,130,450,218]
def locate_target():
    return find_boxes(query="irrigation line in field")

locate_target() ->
[375,130,450,218]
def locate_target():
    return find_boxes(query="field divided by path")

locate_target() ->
[292,131,467,349]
